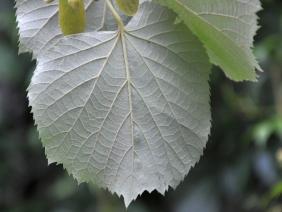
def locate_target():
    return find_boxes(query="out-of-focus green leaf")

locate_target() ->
[252,116,282,147]
[263,181,282,207]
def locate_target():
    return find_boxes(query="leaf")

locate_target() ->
[28,2,211,206]
[15,0,129,56]
[155,0,262,81]
[59,0,86,35]
[116,0,140,16]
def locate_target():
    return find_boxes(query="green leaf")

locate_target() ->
[155,0,262,81]
[28,2,211,206]
[116,0,140,16]
[59,0,86,36]
[15,0,129,56]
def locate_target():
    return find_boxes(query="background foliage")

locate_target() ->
[0,0,281,211]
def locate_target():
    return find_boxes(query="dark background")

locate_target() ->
[0,0,282,211]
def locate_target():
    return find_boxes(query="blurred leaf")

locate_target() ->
[263,181,282,208]
[270,182,282,199]
[252,116,282,147]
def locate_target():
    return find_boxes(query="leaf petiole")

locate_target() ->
[105,0,125,31]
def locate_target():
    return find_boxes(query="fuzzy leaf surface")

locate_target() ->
[28,2,211,206]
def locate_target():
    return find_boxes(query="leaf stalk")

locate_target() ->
[105,0,125,31]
